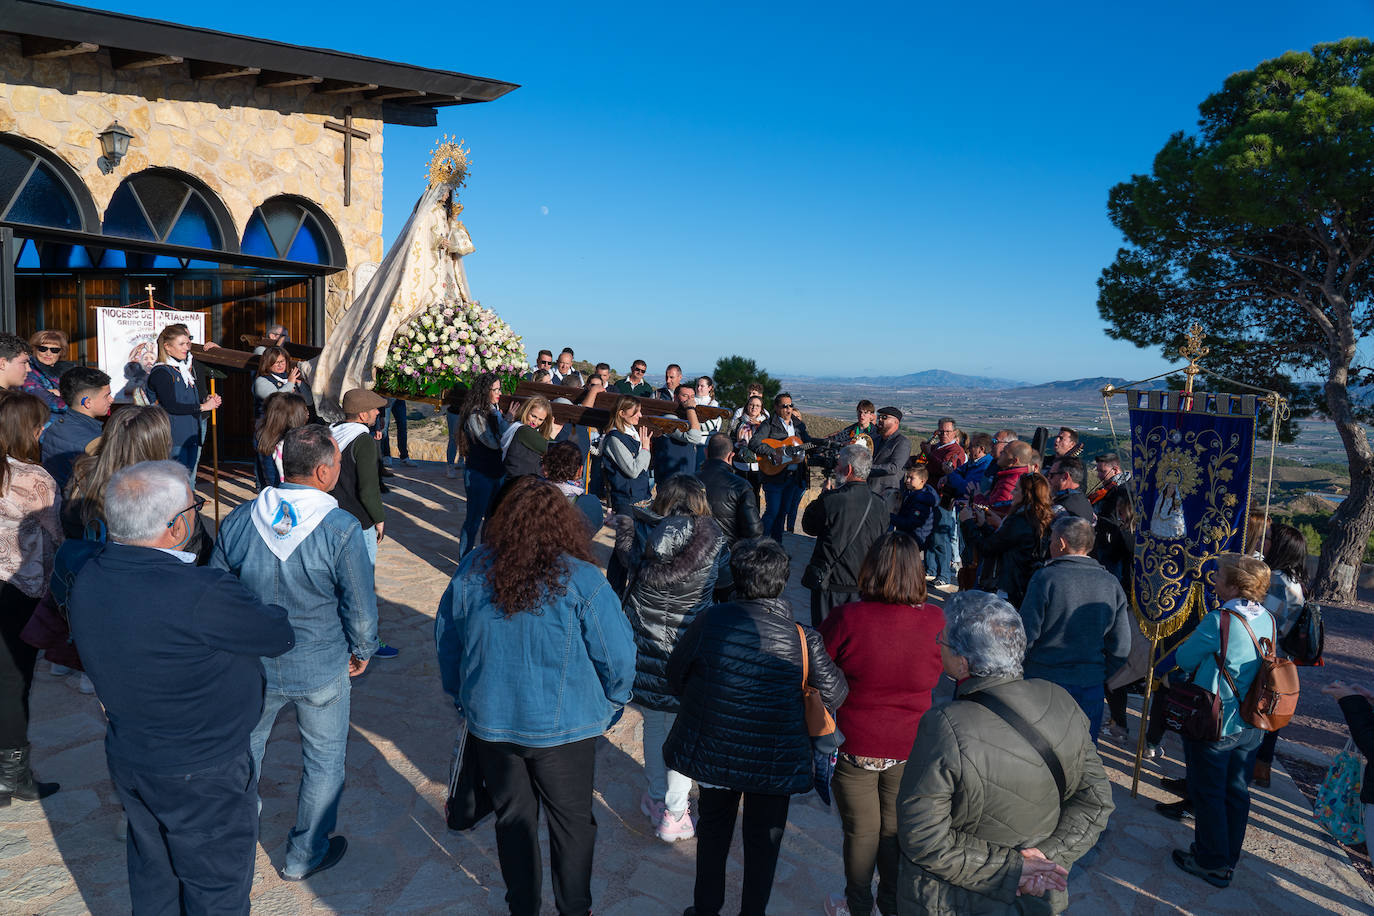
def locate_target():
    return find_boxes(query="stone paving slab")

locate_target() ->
[0,462,1370,915]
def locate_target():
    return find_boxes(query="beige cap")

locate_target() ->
[341,388,389,415]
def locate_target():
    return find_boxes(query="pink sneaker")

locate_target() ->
[639,791,665,828]
[656,806,695,842]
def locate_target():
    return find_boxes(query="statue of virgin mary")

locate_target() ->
[312,140,474,412]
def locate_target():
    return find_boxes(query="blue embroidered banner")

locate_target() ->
[1129,397,1256,644]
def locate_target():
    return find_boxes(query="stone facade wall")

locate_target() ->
[0,34,385,330]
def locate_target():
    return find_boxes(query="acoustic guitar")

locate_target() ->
[757,437,818,476]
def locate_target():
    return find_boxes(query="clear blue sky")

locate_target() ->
[110,0,1369,383]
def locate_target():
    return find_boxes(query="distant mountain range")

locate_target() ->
[794,370,1155,391]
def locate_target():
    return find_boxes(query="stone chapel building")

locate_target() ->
[0,0,515,453]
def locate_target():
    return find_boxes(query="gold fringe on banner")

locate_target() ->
[1129,579,1206,642]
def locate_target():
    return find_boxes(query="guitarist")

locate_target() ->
[748,392,815,541]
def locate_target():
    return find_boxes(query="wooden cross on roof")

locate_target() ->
[324,106,371,207]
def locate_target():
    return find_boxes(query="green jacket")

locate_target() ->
[897,674,1114,914]
[612,379,654,397]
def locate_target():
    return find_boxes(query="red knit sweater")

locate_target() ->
[820,600,946,760]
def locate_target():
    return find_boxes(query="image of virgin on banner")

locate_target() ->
[1129,399,1256,663]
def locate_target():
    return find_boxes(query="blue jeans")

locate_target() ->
[761,478,800,541]
[446,412,460,467]
[376,398,408,459]
[639,707,691,815]
[462,470,502,557]
[1183,727,1264,870]
[925,513,955,583]
[250,674,352,878]
[1059,682,1105,741]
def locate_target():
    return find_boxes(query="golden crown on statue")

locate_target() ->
[427,136,471,191]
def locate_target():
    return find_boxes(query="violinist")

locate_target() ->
[1087,452,1131,506]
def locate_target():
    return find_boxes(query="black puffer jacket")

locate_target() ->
[613,511,730,712]
[698,458,763,545]
[968,509,1049,608]
[663,598,848,795]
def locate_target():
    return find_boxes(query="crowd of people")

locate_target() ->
[0,336,1338,916]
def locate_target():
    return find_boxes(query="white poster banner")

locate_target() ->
[96,308,207,403]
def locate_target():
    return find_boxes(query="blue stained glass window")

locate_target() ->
[7,163,80,230]
[164,194,221,250]
[66,246,93,268]
[104,183,156,241]
[38,244,93,269]
[241,212,275,257]
[187,258,220,269]
[15,239,38,268]
[98,248,127,269]
[150,255,181,269]
[286,218,325,263]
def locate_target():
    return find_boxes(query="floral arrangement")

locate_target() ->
[373,298,527,399]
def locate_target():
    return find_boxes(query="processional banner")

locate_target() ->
[95,307,206,403]
[1129,391,1256,648]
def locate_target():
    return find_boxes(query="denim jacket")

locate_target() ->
[211,483,378,693]
[435,548,636,747]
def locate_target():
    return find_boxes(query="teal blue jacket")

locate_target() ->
[1175,600,1276,737]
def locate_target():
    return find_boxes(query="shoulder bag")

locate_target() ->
[796,623,842,804]
[1315,738,1366,845]
[444,715,493,831]
[1280,599,1325,667]
[965,688,1067,801]
[1161,610,1233,743]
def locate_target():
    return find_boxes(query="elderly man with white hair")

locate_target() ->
[65,460,294,915]
[896,590,1113,915]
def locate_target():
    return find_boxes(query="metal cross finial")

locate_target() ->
[324,107,372,207]
[1179,323,1208,395]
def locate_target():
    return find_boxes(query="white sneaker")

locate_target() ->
[446,465,459,479]
[401,458,417,467]
[823,892,855,916]
[79,674,95,695]
[49,664,71,677]
[1143,742,1163,760]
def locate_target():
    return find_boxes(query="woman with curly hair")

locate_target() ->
[965,473,1054,607]
[435,477,636,916]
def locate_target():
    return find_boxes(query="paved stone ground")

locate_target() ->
[1,460,1371,915]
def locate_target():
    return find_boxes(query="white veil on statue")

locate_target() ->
[313,141,474,414]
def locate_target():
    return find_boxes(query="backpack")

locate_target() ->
[1280,599,1325,666]
[1221,609,1300,732]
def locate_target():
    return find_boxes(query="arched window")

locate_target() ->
[102,169,235,268]
[0,137,92,231]
[241,196,341,266]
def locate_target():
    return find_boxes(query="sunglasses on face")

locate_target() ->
[35,345,62,354]
[538,360,552,366]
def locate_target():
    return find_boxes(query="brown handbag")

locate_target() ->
[796,623,836,737]
[1162,611,1233,742]
[1224,610,1301,732]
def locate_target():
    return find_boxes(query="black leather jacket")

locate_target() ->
[698,459,763,545]
[747,414,813,487]
[663,598,848,795]
[612,512,729,712]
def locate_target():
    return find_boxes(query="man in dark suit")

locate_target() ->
[748,392,815,542]
[66,460,294,914]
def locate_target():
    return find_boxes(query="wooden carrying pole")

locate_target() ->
[209,377,220,525]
